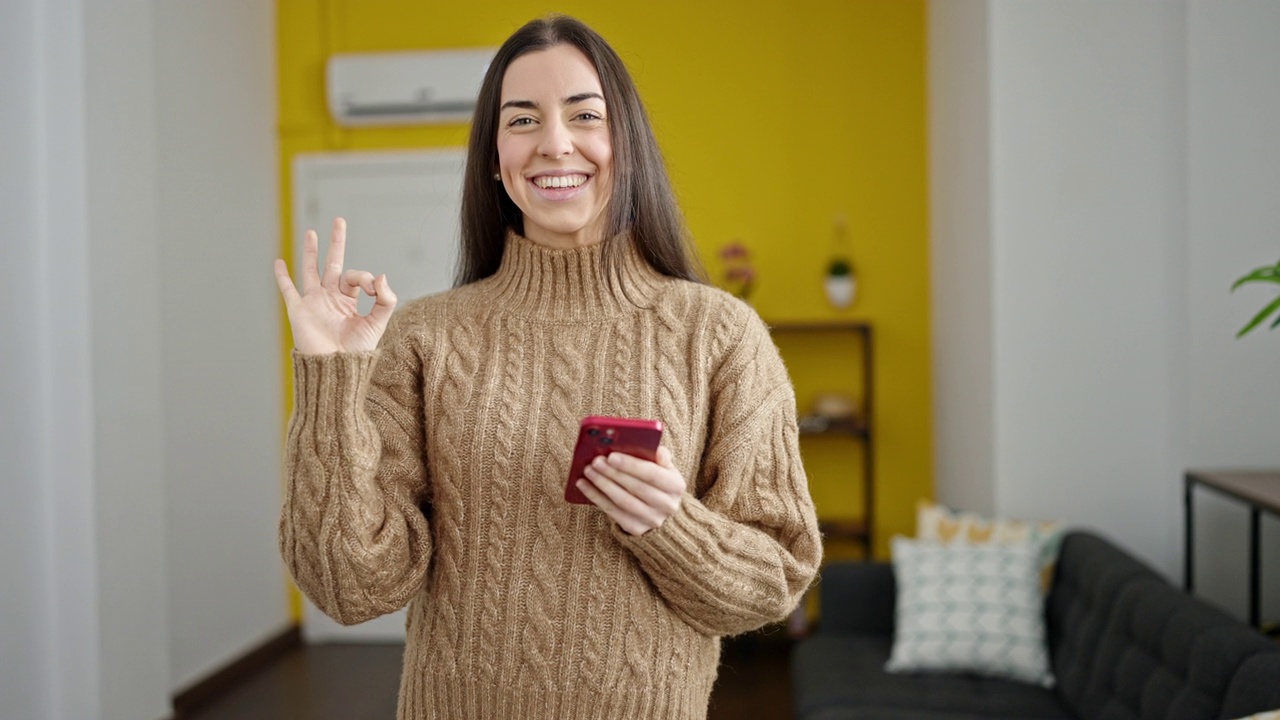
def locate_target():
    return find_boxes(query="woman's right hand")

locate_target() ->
[273,217,398,355]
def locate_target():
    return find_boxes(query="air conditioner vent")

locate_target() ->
[326,49,495,127]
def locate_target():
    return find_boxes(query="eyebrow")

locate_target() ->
[499,92,605,112]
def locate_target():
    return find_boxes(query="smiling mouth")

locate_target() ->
[532,174,589,189]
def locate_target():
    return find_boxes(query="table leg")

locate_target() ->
[1249,506,1260,628]
[1184,477,1195,592]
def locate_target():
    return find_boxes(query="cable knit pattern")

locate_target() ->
[479,315,522,686]
[519,329,578,691]
[279,231,822,720]
[427,320,482,678]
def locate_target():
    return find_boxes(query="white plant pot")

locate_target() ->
[825,275,856,309]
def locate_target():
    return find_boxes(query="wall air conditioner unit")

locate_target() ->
[326,48,496,127]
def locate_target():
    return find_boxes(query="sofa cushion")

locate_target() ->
[1049,532,1280,720]
[886,538,1055,687]
[793,635,1073,720]
[1047,532,1164,713]
[1221,652,1280,719]
[916,501,1065,592]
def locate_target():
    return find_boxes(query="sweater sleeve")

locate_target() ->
[613,310,822,637]
[277,312,433,626]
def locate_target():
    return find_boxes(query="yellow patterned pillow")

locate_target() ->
[916,500,1065,591]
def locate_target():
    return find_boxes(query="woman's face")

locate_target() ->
[497,44,613,249]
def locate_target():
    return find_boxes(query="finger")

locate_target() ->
[340,269,375,299]
[320,217,347,289]
[604,452,686,494]
[576,480,650,536]
[368,274,398,326]
[588,457,673,507]
[301,229,321,291]
[273,258,301,307]
[657,446,675,468]
[584,462,673,521]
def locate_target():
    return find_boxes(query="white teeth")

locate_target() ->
[534,174,587,189]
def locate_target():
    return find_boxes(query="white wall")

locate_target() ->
[83,3,173,716]
[1184,0,1280,620]
[152,2,287,690]
[931,0,1280,623]
[0,1,286,718]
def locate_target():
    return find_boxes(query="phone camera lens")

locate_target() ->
[600,437,614,445]
[587,427,600,436]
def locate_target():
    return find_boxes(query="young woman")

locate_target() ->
[274,15,821,720]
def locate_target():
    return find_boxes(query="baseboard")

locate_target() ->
[171,623,302,718]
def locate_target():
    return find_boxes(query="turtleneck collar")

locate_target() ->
[481,231,669,321]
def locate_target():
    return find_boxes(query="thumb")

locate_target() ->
[368,274,398,326]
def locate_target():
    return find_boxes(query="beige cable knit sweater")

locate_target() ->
[279,232,822,720]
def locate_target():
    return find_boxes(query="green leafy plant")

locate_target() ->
[1231,259,1280,337]
[827,258,852,277]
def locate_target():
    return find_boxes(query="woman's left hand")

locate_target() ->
[577,446,686,536]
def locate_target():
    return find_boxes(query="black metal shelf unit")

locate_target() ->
[768,321,874,559]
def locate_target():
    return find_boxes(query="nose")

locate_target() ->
[538,119,574,159]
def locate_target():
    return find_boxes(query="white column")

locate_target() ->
[988,0,1188,574]
[929,0,996,516]
[931,0,1189,576]
[0,0,66,717]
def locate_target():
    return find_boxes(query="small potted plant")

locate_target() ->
[825,257,856,309]
[825,213,857,309]
[1231,259,1280,337]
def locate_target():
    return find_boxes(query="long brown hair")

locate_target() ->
[456,15,705,287]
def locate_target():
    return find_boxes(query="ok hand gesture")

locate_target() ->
[273,218,397,355]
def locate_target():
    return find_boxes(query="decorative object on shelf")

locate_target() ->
[825,214,856,309]
[811,391,857,421]
[1231,258,1280,337]
[797,414,833,434]
[718,239,755,301]
[799,392,861,434]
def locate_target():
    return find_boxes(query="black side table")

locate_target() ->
[1184,469,1280,629]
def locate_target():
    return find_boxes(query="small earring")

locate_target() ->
[493,172,501,181]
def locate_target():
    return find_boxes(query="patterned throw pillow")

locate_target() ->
[886,536,1055,688]
[917,501,1065,591]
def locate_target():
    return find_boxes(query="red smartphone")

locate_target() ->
[565,416,664,504]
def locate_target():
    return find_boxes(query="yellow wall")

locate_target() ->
[277,0,930,613]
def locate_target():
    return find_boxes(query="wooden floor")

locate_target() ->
[183,634,794,720]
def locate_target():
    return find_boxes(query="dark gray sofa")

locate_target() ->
[791,531,1280,720]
